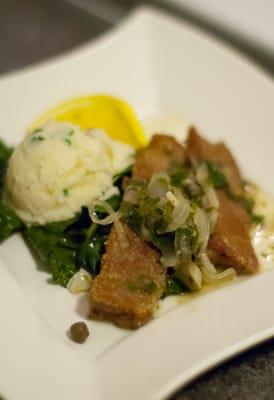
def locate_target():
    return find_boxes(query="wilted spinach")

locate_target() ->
[164,276,187,296]
[0,139,24,240]
[0,139,13,192]
[0,201,23,241]
[24,193,121,287]
[24,216,78,287]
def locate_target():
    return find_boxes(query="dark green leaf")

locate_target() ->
[0,201,23,240]
[24,225,63,262]
[75,233,106,276]
[164,276,186,296]
[44,217,77,234]
[0,139,13,192]
[24,206,111,287]
[25,216,80,287]
[48,247,77,287]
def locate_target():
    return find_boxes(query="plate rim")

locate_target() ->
[0,5,273,86]
[0,5,274,400]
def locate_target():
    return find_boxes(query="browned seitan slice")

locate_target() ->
[133,134,186,180]
[208,190,258,273]
[186,127,243,197]
[90,134,186,329]
[90,222,165,329]
[186,128,258,273]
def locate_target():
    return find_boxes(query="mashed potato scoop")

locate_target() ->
[4,120,134,225]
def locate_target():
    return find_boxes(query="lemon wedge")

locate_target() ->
[29,94,147,148]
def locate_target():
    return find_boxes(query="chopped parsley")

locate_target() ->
[206,161,228,188]
[127,275,157,294]
[170,166,188,187]
[63,188,69,197]
[240,195,264,225]
[251,214,264,224]
[68,130,74,137]
[241,196,255,215]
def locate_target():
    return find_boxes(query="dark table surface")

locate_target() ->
[1,1,274,399]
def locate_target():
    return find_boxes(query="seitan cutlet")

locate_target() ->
[186,127,258,273]
[90,134,186,329]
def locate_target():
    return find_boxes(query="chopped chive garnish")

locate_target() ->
[64,138,72,146]
[33,128,43,134]
[31,135,45,142]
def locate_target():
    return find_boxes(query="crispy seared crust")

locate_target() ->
[90,134,186,329]
[208,190,258,273]
[90,222,165,329]
[133,134,186,180]
[186,127,243,197]
[186,128,258,273]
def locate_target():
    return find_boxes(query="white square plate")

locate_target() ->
[0,6,274,400]
[159,0,274,53]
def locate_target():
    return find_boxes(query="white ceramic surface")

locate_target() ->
[160,0,274,53]
[0,6,273,400]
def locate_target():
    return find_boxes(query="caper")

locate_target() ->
[70,321,89,343]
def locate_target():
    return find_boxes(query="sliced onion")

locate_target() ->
[175,230,192,261]
[123,186,139,205]
[89,200,129,249]
[200,252,217,273]
[166,190,178,207]
[89,200,122,225]
[199,253,236,283]
[209,208,219,232]
[189,262,202,289]
[204,185,219,210]
[67,268,92,294]
[140,222,150,239]
[165,188,190,232]
[90,212,122,225]
[161,254,177,268]
[193,207,210,251]
[175,261,202,290]
[196,162,219,210]
[196,163,208,185]
[148,172,169,199]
